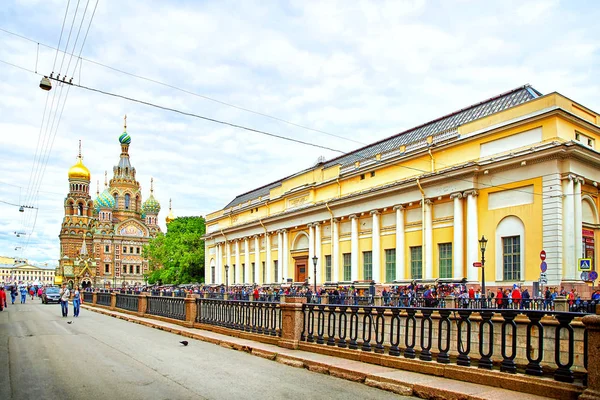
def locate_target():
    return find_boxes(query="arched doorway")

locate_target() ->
[81,278,92,289]
[291,232,309,283]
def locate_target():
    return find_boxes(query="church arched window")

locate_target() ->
[125,194,131,210]
[114,193,119,208]
[78,203,84,216]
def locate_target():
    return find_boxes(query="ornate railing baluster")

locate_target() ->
[554,313,575,383]
[306,304,315,342]
[389,308,401,357]
[525,312,544,376]
[500,310,518,373]
[349,306,359,350]
[404,308,416,359]
[327,305,337,346]
[437,309,451,363]
[361,307,373,352]
[316,305,326,344]
[270,303,278,336]
[478,310,494,369]
[456,310,472,367]
[337,306,348,348]
[419,308,433,361]
[374,307,385,354]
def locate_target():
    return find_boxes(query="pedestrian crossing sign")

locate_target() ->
[578,258,592,271]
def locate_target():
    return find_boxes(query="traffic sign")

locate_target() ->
[589,271,598,281]
[578,258,592,271]
[540,261,547,273]
[473,262,482,268]
[581,271,590,281]
[540,250,546,261]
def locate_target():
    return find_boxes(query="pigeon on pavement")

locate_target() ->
[67,321,73,324]
[180,340,188,346]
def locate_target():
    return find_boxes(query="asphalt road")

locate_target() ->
[0,300,413,400]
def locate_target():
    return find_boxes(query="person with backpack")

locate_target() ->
[59,284,70,317]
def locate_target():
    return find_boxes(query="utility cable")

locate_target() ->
[52,0,71,71]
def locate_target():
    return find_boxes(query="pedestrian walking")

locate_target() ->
[0,287,6,311]
[20,286,27,303]
[10,286,17,304]
[59,284,70,317]
[73,286,81,317]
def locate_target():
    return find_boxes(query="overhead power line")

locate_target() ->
[0,26,365,147]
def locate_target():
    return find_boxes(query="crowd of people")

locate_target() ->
[0,283,81,317]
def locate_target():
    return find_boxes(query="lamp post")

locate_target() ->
[225,264,229,293]
[312,256,318,294]
[479,235,488,304]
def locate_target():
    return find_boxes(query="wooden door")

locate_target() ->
[295,257,308,282]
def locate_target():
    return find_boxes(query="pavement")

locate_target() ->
[0,300,413,400]
[77,303,557,400]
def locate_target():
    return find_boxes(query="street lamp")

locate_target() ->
[225,264,229,293]
[312,256,318,294]
[479,235,488,303]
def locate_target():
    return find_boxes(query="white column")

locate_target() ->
[215,243,221,284]
[282,229,288,282]
[332,219,340,282]
[394,206,405,281]
[277,230,283,284]
[244,238,250,284]
[350,215,359,281]
[234,240,240,284]
[371,210,381,283]
[315,223,321,286]
[226,241,231,286]
[574,177,583,267]
[451,193,464,280]
[465,190,479,282]
[308,224,315,284]
[424,199,433,280]
[265,233,272,283]
[254,235,260,284]
[563,176,576,280]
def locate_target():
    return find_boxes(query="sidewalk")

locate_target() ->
[81,304,558,400]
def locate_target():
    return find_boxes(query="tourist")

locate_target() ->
[73,286,81,317]
[59,284,70,317]
[19,286,27,303]
[0,287,6,311]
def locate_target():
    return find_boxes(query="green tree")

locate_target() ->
[143,216,206,285]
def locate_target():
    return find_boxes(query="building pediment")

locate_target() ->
[115,219,149,238]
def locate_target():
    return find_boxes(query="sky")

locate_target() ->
[0,0,599,266]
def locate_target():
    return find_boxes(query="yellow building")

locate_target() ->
[203,86,599,294]
[0,261,56,286]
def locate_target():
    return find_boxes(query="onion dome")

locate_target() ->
[68,140,91,180]
[165,198,175,224]
[96,188,116,209]
[119,132,131,144]
[142,178,161,215]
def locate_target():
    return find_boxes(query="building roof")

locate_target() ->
[223,85,542,210]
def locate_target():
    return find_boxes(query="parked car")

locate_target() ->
[42,287,61,304]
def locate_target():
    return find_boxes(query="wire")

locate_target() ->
[52,0,71,71]
[0,199,22,207]
[64,0,91,77]
[0,26,364,147]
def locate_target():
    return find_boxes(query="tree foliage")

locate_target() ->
[142,216,206,285]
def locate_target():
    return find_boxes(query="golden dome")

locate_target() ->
[165,198,175,224]
[68,157,91,181]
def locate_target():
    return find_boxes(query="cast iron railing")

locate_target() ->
[146,296,186,321]
[300,304,587,384]
[116,294,139,312]
[207,292,224,299]
[96,292,111,306]
[570,299,599,313]
[196,298,281,336]
[83,292,93,303]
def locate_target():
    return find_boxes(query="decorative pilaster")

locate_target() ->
[393,206,404,281]
[314,223,321,285]
[254,235,260,284]
[332,219,340,282]
[350,214,359,282]
[308,224,315,284]
[234,240,240,284]
[464,190,479,282]
[450,193,464,280]
[423,199,433,280]
[277,230,283,283]
[371,210,381,283]
[543,173,563,286]
[574,177,583,268]
[225,241,231,281]
[563,175,576,280]
[282,229,288,282]
[244,238,250,284]
[216,244,222,285]
[266,233,272,283]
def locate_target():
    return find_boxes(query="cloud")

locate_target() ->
[0,0,599,265]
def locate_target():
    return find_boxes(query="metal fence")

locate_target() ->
[301,304,587,384]
[196,299,281,336]
[96,292,111,306]
[83,292,93,303]
[116,294,139,312]
[146,296,186,321]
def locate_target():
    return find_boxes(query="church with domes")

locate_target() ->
[56,118,174,289]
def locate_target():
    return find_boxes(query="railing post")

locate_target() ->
[92,292,97,306]
[138,293,148,316]
[321,293,329,305]
[279,296,307,350]
[580,314,600,400]
[554,296,568,312]
[110,292,117,311]
[185,295,196,327]
[224,293,229,301]
[444,295,455,309]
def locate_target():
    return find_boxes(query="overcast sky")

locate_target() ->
[1,0,599,266]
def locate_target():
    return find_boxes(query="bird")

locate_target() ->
[179,341,188,346]
[67,321,73,324]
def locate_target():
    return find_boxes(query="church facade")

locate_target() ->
[56,120,166,288]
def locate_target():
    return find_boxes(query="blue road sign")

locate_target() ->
[581,271,590,281]
[589,271,598,281]
[579,258,592,271]
[540,261,547,273]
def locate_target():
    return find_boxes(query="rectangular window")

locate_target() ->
[385,249,396,282]
[325,255,332,282]
[211,266,216,283]
[130,247,134,253]
[232,264,236,284]
[503,236,521,281]
[105,264,110,274]
[438,243,452,279]
[273,260,278,283]
[130,265,134,274]
[410,246,422,279]
[363,251,373,281]
[343,253,351,281]
[122,247,126,254]
[136,265,140,274]
[105,245,110,253]
[242,263,245,283]
[251,262,256,283]
[262,261,266,283]
[136,247,140,254]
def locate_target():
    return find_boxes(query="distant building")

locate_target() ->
[204,85,599,294]
[0,261,55,286]
[56,118,168,289]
